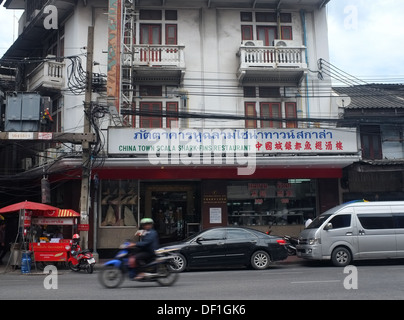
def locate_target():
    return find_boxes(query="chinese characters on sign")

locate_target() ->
[257,140,344,152]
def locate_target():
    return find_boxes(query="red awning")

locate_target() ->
[56,209,80,217]
[0,201,59,215]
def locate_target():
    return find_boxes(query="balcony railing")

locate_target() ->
[129,44,186,68]
[27,60,65,92]
[237,44,307,85]
[238,45,307,69]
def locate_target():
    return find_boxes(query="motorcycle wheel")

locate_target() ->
[86,264,94,274]
[156,263,179,287]
[68,261,80,272]
[99,266,124,288]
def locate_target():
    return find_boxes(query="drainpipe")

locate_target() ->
[300,9,310,126]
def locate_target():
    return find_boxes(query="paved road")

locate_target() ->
[1,259,404,301]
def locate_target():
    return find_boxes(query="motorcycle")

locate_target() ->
[67,248,96,274]
[283,235,299,256]
[98,241,179,288]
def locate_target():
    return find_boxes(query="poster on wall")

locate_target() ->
[209,208,222,224]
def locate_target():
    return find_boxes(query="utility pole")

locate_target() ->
[79,26,94,250]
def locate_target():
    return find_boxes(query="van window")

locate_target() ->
[393,214,404,228]
[357,214,394,230]
[329,214,351,229]
[306,214,331,229]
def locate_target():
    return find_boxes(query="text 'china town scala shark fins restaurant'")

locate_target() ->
[82,127,360,249]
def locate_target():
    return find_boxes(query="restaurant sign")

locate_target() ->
[108,127,358,156]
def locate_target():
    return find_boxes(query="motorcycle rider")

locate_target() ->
[70,233,81,257]
[128,218,159,280]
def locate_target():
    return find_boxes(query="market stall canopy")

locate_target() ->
[0,201,59,215]
[51,209,80,218]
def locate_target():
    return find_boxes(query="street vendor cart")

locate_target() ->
[0,201,80,271]
[29,209,80,266]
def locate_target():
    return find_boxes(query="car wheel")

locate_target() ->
[168,253,187,273]
[251,250,271,270]
[331,247,351,267]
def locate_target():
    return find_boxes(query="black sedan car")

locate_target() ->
[160,227,288,272]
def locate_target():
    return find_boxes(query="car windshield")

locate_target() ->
[306,214,331,229]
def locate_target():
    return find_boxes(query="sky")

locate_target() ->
[0,1,403,84]
[327,0,404,83]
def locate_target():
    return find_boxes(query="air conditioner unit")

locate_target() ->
[274,39,300,47]
[241,40,264,47]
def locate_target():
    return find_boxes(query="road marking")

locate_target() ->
[291,280,341,284]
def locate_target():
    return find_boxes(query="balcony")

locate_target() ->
[27,61,65,93]
[127,45,186,85]
[237,43,308,86]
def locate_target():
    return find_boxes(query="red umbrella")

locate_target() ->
[0,201,59,215]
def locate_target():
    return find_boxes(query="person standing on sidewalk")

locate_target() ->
[0,222,7,265]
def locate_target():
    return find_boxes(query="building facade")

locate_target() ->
[334,85,404,203]
[1,0,361,252]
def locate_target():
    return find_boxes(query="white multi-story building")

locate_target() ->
[2,0,360,250]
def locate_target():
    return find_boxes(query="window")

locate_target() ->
[139,10,162,20]
[279,13,292,23]
[140,102,162,128]
[198,229,226,241]
[140,24,161,44]
[259,87,280,98]
[358,214,394,230]
[256,12,277,22]
[394,214,404,228]
[329,214,351,229]
[241,11,293,44]
[245,102,257,128]
[166,25,177,45]
[243,87,256,98]
[166,102,179,128]
[228,179,317,227]
[360,125,382,160]
[241,25,253,41]
[100,180,138,227]
[260,102,281,128]
[227,229,255,240]
[281,26,293,40]
[139,86,162,96]
[165,10,177,20]
[257,26,277,46]
[240,12,252,22]
[285,102,297,128]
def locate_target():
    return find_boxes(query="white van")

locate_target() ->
[296,201,404,267]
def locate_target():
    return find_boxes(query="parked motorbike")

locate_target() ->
[67,248,96,274]
[283,235,299,256]
[98,241,179,288]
